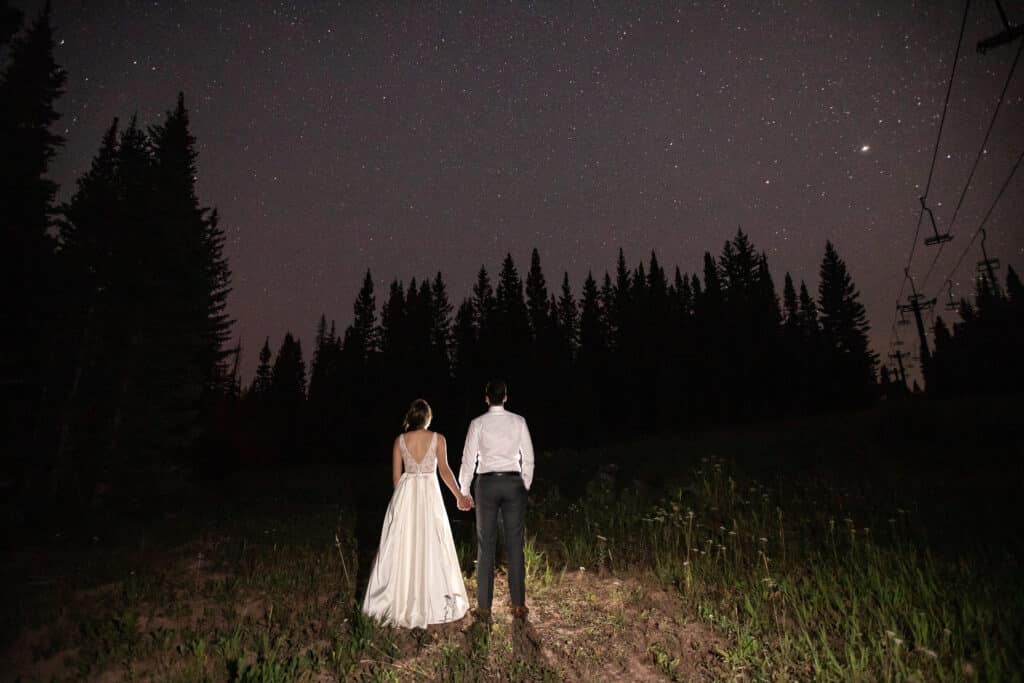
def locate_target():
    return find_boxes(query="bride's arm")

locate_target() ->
[392,437,403,487]
[436,435,464,500]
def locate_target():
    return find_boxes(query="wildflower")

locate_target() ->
[596,534,608,541]
[759,537,768,544]
[920,647,938,659]
[885,630,896,639]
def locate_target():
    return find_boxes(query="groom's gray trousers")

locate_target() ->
[475,472,528,609]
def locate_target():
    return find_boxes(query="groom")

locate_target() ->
[458,378,535,620]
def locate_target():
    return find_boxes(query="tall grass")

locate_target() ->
[532,454,1022,681]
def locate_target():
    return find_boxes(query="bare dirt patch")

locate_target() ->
[386,568,730,682]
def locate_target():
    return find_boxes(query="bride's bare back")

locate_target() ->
[401,429,437,464]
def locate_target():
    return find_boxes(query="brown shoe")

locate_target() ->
[510,605,529,620]
[472,607,492,622]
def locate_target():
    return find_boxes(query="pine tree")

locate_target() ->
[755,253,782,337]
[556,272,579,357]
[699,252,723,317]
[817,241,877,403]
[798,281,819,338]
[347,270,378,363]
[719,228,758,295]
[472,266,496,354]
[309,314,341,403]
[131,93,233,461]
[271,332,306,405]
[251,337,274,397]
[575,271,607,439]
[495,253,531,379]
[452,298,477,384]
[525,248,549,341]
[429,272,453,376]
[610,249,631,347]
[0,2,66,253]
[379,279,406,361]
[783,273,799,331]
[1,3,65,480]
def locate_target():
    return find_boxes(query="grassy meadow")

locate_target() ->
[2,396,1022,681]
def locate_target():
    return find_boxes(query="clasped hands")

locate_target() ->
[456,493,475,511]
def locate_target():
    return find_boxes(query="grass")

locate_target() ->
[2,396,1021,681]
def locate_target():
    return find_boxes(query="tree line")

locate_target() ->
[238,233,880,463]
[922,266,1024,397]
[5,4,1016,514]
[2,5,231,510]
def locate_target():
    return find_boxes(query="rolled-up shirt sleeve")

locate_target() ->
[519,419,535,490]
[459,420,480,496]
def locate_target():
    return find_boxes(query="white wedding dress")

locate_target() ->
[362,432,470,628]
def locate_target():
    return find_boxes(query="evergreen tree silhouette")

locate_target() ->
[523,250,558,434]
[782,274,799,332]
[576,271,607,440]
[429,272,453,380]
[525,248,549,341]
[610,249,631,350]
[817,241,877,405]
[347,270,379,363]
[339,270,379,447]
[472,265,496,365]
[143,94,233,452]
[271,332,307,405]
[0,3,65,486]
[309,314,343,404]
[252,337,274,398]
[452,299,477,384]
[797,281,819,338]
[556,272,579,358]
[451,298,478,422]
[696,252,724,418]
[0,2,65,253]
[379,279,407,368]
[494,253,531,387]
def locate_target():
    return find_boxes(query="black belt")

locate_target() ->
[479,471,521,477]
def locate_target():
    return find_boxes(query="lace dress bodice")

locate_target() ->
[400,432,437,475]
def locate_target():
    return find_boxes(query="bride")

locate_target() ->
[362,399,472,628]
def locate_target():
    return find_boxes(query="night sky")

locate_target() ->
[17,1,1024,382]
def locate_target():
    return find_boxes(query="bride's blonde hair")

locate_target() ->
[402,399,432,432]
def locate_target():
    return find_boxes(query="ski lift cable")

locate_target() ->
[920,36,1024,291]
[889,0,972,354]
[933,145,1024,297]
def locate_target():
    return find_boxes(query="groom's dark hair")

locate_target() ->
[485,378,507,405]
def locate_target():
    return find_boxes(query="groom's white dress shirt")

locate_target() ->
[459,405,535,496]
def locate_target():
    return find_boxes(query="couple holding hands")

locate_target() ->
[362,379,534,628]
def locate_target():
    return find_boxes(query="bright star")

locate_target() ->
[860,144,871,153]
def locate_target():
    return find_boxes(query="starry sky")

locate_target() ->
[16,0,1024,382]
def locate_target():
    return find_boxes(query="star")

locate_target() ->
[860,144,871,153]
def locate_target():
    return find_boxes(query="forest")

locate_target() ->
[3,5,1023,514]
[3,5,1024,681]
